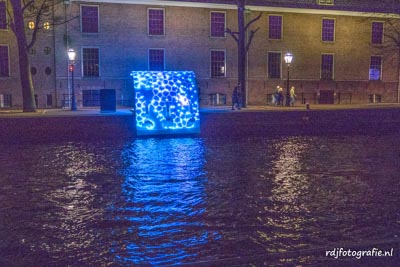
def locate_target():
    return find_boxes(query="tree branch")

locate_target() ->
[22,0,34,13]
[246,27,259,52]
[244,12,262,33]
[226,27,239,43]
[27,0,47,50]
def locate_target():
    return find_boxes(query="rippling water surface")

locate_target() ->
[0,133,399,266]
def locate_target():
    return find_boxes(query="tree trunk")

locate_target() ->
[10,0,36,112]
[398,47,400,103]
[238,1,247,107]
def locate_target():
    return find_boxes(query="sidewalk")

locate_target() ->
[0,107,134,118]
[200,103,400,112]
[1,103,400,117]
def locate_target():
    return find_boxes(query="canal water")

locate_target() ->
[0,132,399,266]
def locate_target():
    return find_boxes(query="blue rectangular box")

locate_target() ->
[131,71,200,136]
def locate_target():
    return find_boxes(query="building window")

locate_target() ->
[0,45,9,77]
[31,67,37,75]
[371,22,383,44]
[369,56,382,80]
[318,0,334,5]
[28,21,35,30]
[46,94,53,107]
[321,54,334,80]
[148,49,165,71]
[210,50,225,78]
[0,94,12,107]
[210,11,225,37]
[268,15,282,40]
[267,52,281,78]
[83,48,99,77]
[0,1,7,29]
[148,8,164,36]
[322,18,335,42]
[81,5,99,33]
[44,47,51,55]
[43,21,50,30]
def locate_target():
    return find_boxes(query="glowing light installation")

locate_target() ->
[131,71,200,135]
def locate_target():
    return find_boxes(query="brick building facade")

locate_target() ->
[0,0,399,108]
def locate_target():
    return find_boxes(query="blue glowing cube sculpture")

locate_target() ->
[131,71,200,135]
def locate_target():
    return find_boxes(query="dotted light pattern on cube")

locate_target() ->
[131,71,200,134]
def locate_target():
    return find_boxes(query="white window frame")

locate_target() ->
[81,47,101,77]
[0,0,8,31]
[147,8,165,36]
[371,21,384,45]
[267,51,282,79]
[320,53,335,80]
[321,17,336,43]
[268,15,283,40]
[369,55,383,81]
[148,48,166,71]
[210,49,226,78]
[210,11,226,38]
[0,44,10,78]
[318,0,334,5]
[80,4,100,33]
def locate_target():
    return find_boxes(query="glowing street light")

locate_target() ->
[67,48,77,111]
[284,52,293,107]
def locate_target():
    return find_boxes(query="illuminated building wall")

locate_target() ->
[132,71,200,135]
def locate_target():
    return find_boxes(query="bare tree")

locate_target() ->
[6,0,61,112]
[369,0,400,102]
[226,0,262,107]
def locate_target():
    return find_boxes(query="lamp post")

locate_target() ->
[284,52,293,107]
[67,48,77,111]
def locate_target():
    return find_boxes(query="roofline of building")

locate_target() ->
[74,0,400,18]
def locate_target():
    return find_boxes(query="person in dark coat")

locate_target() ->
[232,83,242,110]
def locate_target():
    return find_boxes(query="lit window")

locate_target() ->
[83,48,99,77]
[148,49,165,71]
[43,22,50,30]
[371,22,383,44]
[210,11,225,37]
[321,54,334,80]
[318,0,334,5]
[369,56,382,80]
[28,21,35,30]
[1,94,12,107]
[210,50,225,78]
[0,45,9,77]
[268,15,282,40]
[267,52,281,78]
[81,5,99,33]
[322,18,335,42]
[0,1,7,29]
[148,8,164,35]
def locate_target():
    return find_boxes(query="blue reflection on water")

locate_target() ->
[114,138,220,265]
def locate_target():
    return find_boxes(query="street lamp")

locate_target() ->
[67,48,77,111]
[284,52,293,107]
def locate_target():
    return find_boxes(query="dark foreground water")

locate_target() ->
[0,132,399,266]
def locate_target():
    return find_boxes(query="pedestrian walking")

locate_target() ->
[274,86,280,106]
[236,84,242,110]
[278,86,284,106]
[290,86,296,107]
[232,86,239,110]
